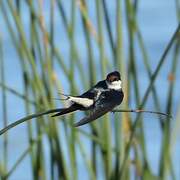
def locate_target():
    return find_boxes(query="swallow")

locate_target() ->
[52,71,124,127]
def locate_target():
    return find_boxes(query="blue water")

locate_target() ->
[0,1,180,179]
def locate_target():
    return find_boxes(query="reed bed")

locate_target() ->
[0,0,180,179]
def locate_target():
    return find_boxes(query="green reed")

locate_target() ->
[0,0,180,180]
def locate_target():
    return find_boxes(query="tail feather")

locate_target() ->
[51,105,79,117]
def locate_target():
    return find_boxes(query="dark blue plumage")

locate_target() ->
[52,71,124,126]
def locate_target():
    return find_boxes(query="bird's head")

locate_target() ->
[106,71,122,90]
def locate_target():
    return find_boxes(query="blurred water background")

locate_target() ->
[0,0,180,180]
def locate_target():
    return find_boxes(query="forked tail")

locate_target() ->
[51,105,79,117]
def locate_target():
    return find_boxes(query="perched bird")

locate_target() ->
[52,71,124,127]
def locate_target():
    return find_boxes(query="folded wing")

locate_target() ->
[74,104,114,127]
[74,89,123,127]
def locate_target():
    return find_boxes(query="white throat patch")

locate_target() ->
[106,80,122,90]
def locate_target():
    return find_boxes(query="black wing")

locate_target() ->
[74,89,124,127]
[80,80,107,99]
[73,104,113,127]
